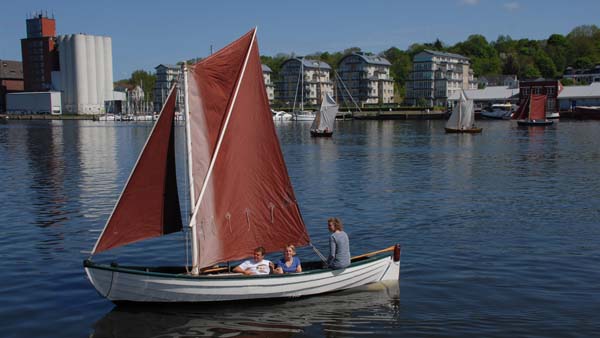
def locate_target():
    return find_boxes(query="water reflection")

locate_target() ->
[92,281,400,338]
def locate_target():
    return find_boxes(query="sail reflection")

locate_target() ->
[92,281,399,337]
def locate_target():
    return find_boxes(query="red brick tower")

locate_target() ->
[21,12,59,91]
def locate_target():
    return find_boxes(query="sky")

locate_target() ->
[1,0,599,80]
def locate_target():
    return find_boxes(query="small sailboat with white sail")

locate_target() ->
[83,29,400,303]
[445,90,482,133]
[310,93,338,137]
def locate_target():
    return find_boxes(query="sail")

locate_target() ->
[310,93,338,131]
[446,91,474,129]
[513,96,530,120]
[186,29,311,268]
[529,94,547,120]
[92,86,182,254]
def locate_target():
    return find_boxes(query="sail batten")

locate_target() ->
[92,86,182,254]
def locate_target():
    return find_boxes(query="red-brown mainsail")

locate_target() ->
[92,86,182,254]
[529,94,547,120]
[187,29,310,269]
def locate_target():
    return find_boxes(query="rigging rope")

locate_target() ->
[310,243,328,263]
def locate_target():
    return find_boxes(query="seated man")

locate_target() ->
[233,246,272,275]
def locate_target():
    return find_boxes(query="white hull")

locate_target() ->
[84,254,399,303]
[293,111,316,121]
[546,111,560,119]
[272,111,293,121]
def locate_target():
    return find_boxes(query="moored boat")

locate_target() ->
[84,28,400,304]
[481,103,514,120]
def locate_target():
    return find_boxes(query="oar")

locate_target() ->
[351,245,396,261]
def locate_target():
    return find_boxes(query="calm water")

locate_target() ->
[1,119,599,337]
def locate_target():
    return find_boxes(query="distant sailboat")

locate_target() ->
[83,29,400,303]
[514,94,554,126]
[292,57,316,121]
[310,93,338,137]
[445,90,482,133]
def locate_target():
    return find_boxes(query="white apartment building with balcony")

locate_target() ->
[262,64,275,102]
[275,57,333,106]
[337,52,394,105]
[405,50,477,107]
[153,64,183,112]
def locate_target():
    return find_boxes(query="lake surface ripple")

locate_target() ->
[0,119,599,337]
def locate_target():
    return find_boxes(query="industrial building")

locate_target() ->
[55,34,114,114]
[0,60,24,112]
[6,91,61,115]
[21,13,58,92]
[8,13,119,115]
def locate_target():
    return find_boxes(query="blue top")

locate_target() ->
[277,256,301,273]
[328,231,351,269]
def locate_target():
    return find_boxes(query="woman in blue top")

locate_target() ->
[274,244,302,274]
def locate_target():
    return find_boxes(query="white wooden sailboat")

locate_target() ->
[310,93,338,137]
[445,90,482,133]
[84,29,400,303]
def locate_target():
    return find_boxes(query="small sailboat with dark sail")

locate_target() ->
[310,93,338,137]
[514,94,554,126]
[83,29,400,303]
[445,90,482,133]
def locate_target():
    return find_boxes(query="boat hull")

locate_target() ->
[517,119,554,126]
[444,127,482,133]
[84,253,400,303]
[310,130,333,137]
[481,111,512,120]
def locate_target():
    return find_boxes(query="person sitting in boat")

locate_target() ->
[327,217,351,269]
[274,244,302,274]
[233,246,273,275]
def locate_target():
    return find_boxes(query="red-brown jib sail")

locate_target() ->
[92,86,182,254]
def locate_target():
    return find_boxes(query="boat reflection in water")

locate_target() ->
[92,280,399,337]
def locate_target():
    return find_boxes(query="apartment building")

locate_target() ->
[153,64,183,112]
[275,57,333,107]
[262,64,275,102]
[406,50,477,107]
[563,65,600,84]
[337,52,394,105]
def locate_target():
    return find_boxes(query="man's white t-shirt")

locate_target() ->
[238,259,271,275]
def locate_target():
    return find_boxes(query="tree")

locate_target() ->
[521,64,541,79]
[534,52,558,78]
[129,70,156,101]
[545,34,569,74]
